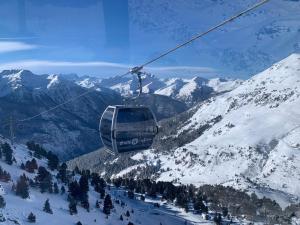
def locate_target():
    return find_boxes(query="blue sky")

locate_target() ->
[0,0,298,78]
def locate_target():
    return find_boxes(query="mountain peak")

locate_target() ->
[0,69,33,77]
[190,76,208,84]
[244,53,300,92]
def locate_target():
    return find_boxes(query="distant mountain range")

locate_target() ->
[76,73,242,106]
[0,69,122,159]
[69,53,300,207]
[0,69,235,159]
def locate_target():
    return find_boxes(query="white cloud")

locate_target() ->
[146,66,216,77]
[0,41,37,53]
[0,60,129,68]
[0,60,217,78]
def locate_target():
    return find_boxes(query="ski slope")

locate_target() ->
[0,136,214,225]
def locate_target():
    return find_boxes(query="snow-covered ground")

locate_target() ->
[115,53,300,208]
[0,136,216,225]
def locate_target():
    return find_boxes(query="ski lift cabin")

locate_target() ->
[99,106,158,154]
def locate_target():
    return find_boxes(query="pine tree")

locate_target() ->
[0,196,6,208]
[25,159,38,173]
[0,167,11,182]
[76,222,83,225]
[49,183,53,193]
[28,212,36,223]
[175,191,188,209]
[74,166,80,174]
[47,151,59,171]
[57,163,68,183]
[194,193,207,213]
[26,141,48,159]
[120,215,123,221]
[54,182,59,194]
[91,173,100,186]
[128,222,134,225]
[80,192,90,212]
[31,158,38,170]
[99,187,105,199]
[103,194,113,215]
[148,183,157,198]
[81,199,90,212]
[95,200,100,208]
[35,166,52,193]
[222,207,228,217]
[126,210,130,217]
[11,183,16,192]
[29,179,36,188]
[68,197,77,215]
[127,190,134,199]
[16,174,29,199]
[20,163,26,170]
[79,174,89,194]
[43,199,53,214]
[213,213,222,225]
[61,185,66,195]
[68,181,81,201]
[1,143,13,165]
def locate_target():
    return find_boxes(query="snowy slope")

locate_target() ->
[0,136,214,225]
[159,54,300,205]
[108,54,300,207]
[207,78,243,93]
[155,77,210,102]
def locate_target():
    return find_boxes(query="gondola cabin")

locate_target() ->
[100,105,158,154]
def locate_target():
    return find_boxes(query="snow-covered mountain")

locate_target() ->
[0,69,122,159]
[0,70,192,159]
[80,73,242,106]
[69,54,300,207]
[155,76,242,105]
[150,53,300,206]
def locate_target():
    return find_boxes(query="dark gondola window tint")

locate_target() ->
[117,108,153,123]
[100,108,114,147]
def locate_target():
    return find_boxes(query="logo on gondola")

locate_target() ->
[131,138,138,145]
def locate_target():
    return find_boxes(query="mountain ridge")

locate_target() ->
[0,69,195,159]
[0,69,122,159]
[68,53,300,207]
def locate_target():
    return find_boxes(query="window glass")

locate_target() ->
[117,108,153,123]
